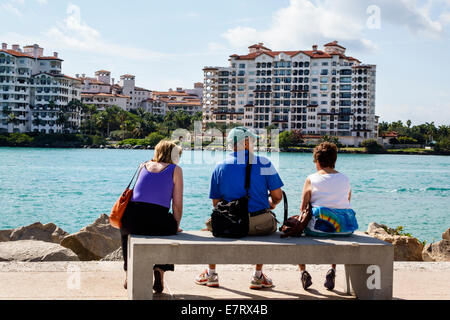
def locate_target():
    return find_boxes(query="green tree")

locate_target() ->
[147,132,166,147]
[362,139,384,154]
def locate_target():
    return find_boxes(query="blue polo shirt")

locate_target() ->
[209,150,284,213]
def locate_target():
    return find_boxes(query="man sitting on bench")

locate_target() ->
[195,127,284,290]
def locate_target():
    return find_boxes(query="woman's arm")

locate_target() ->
[172,166,184,230]
[300,178,312,212]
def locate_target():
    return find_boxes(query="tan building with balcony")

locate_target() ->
[0,43,81,134]
[203,41,378,146]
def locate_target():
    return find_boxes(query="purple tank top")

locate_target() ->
[131,164,175,209]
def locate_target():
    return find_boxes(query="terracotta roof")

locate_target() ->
[0,49,34,58]
[230,43,360,61]
[121,74,135,78]
[61,74,81,82]
[249,43,272,51]
[135,86,152,92]
[95,70,111,74]
[82,79,110,85]
[81,93,130,98]
[31,72,81,82]
[381,131,399,138]
[38,56,63,61]
[167,101,202,106]
[324,41,346,49]
[153,91,190,96]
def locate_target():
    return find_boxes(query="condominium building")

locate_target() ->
[0,43,82,133]
[203,41,378,145]
[77,71,151,111]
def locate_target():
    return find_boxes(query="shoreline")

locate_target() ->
[1,145,449,156]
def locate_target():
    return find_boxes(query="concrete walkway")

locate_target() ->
[0,262,449,300]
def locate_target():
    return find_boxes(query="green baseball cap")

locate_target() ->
[227,127,259,145]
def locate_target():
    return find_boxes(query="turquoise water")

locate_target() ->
[0,147,449,243]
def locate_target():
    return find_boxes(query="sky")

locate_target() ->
[1,0,449,125]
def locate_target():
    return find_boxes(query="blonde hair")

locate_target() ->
[152,140,183,164]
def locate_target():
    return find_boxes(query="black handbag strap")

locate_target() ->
[127,163,145,190]
[244,152,252,197]
[282,191,289,223]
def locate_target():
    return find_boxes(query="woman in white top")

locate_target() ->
[298,142,358,291]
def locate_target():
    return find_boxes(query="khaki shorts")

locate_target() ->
[205,210,278,236]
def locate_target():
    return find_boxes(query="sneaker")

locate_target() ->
[301,270,313,290]
[153,268,164,293]
[324,268,336,291]
[250,273,274,290]
[195,270,219,287]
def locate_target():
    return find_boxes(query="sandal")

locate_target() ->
[301,270,313,290]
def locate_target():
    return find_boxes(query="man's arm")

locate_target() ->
[269,188,283,210]
[212,199,220,207]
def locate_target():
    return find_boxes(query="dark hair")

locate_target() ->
[313,142,338,168]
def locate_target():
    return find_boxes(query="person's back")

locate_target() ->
[298,142,358,292]
[132,162,176,210]
[197,126,284,290]
[210,150,283,214]
[308,172,351,209]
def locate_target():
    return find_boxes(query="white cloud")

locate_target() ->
[221,0,377,52]
[221,0,450,52]
[1,2,22,16]
[43,4,170,61]
[1,0,48,17]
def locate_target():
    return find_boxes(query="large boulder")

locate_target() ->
[60,214,121,261]
[422,240,450,262]
[0,230,12,242]
[101,247,123,261]
[366,222,424,261]
[442,228,450,241]
[0,240,79,262]
[0,222,69,244]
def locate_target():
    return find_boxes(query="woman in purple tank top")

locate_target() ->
[120,140,184,294]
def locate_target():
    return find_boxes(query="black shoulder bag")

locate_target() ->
[211,153,252,238]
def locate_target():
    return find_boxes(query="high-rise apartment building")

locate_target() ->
[203,41,378,145]
[0,43,81,134]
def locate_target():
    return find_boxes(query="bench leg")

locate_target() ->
[127,245,154,300]
[344,262,393,300]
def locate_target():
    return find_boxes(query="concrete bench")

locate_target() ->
[127,231,393,300]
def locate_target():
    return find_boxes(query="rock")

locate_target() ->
[367,223,424,261]
[60,214,121,261]
[366,222,390,236]
[0,230,12,242]
[442,228,450,241]
[422,240,450,262]
[0,240,79,262]
[101,247,123,261]
[0,222,69,244]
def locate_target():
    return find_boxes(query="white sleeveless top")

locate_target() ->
[308,172,351,209]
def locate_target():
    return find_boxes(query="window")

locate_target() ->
[239,64,246,69]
